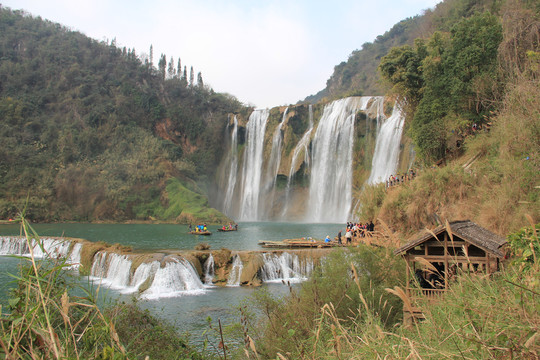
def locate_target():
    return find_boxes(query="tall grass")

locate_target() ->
[244,223,539,359]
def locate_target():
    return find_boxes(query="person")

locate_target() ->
[337,230,342,245]
[324,235,331,243]
[369,220,374,232]
[345,229,352,244]
[234,224,238,230]
[189,224,192,232]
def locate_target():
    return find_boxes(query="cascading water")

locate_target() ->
[265,108,287,192]
[0,236,73,260]
[261,108,287,218]
[90,252,133,290]
[260,252,313,283]
[281,105,314,218]
[222,116,238,216]
[305,97,370,223]
[227,254,243,286]
[142,258,206,299]
[203,254,215,285]
[367,102,405,184]
[239,109,269,220]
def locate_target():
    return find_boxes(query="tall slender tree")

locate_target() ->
[197,72,204,88]
[167,56,175,78]
[189,66,194,87]
[158,54,167,80]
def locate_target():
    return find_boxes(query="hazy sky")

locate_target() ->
[3,0,440,108]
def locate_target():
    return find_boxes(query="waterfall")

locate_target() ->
[265,108,287,192]
[0,236,29,255]
[203,254,215,285]
[227,254,243,286]
[142,258,206,299]
[222,116,239,215]
[90,252,133,290]
[367,102,405,184]
[306,97,369,223]
[260,252,313,283]
[0,236,74,260]
[239,109,269,220]
[282,105,313,218]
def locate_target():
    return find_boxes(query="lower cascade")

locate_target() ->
[0,237,323,298]
[260,252,313,283]
[227,254,244,286]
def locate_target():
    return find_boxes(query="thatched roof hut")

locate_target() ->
[395,220,507,259]
[395,220,508,325]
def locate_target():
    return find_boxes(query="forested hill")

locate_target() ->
[0,6,246,222]
[304,0,510,103]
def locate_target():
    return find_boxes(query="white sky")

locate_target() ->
[2,0,440,108]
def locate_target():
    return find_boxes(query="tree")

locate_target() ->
[189,66,194,87]
[158,54,166,80]
[167,56,175,79]
[177,58,181,78]
[197,72,204,88]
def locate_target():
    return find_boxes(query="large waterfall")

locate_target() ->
[305,97,372,223]
[222,116,239,215]
[239,109,269,221]
[219,96,406,222]
[367,102,405,184]
[282,105,314,218]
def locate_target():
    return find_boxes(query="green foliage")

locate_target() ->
[508,222,540,272]
[243,247,405,358]
[380,11,504,163]
[0,7,242,222]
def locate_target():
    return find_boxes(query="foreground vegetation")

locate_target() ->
[227,222,538,360]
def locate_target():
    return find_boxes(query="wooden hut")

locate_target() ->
[394,220,507,323]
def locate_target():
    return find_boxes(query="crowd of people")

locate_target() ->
[332,221,376,245]
[385,168,417,189]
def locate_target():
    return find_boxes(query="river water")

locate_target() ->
[0,222,342,344]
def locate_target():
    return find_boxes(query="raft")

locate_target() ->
[258,239,337,249]
[189,231,212,236]
[217,228,237,232]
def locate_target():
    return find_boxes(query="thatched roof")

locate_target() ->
[394,220,507,258]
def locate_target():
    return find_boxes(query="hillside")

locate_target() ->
[0,6,247,223]
[304,0,508,103]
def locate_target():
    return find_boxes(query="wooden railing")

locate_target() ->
[406,287,446,302]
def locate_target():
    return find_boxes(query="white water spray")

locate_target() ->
[239,109,269,220]
[227,254,243,286]
[306,97,368,222]
[367,102,405,184]
[223,116,238,215]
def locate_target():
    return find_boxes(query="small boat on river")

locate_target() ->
[217,224,238,232]
[189,231,212,236]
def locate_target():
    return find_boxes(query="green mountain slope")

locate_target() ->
[0,6,245,223]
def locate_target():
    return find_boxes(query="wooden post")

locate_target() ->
[444,232,449,289]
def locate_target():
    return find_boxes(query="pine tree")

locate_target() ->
[149,45,154,68]
[189,66,194,87]
[197,72,204,88]
[177,58,181,78]
[158,54,167,80]
[167,56,175,79]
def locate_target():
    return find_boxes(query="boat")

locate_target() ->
[189,231,212,236]
[217,227,237,232]
[258,238,337,249]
